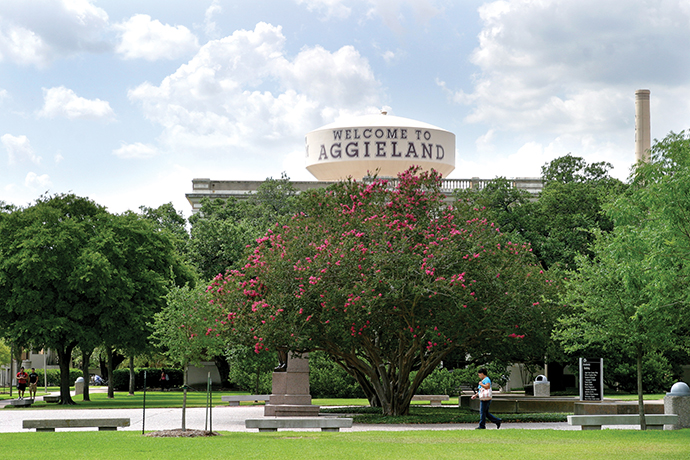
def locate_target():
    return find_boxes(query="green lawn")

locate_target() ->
[1,430,689,460]
[606,393,665,401]
[2,389,374,409]
[5,390,265,409]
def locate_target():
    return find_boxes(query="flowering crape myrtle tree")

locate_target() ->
[209,168,557,416]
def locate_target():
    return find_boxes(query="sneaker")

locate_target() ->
[496,421,501,429]
[475,426,485,429]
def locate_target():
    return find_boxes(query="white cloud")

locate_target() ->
[128,22,382,158]
[38,86,115,120]
[295,0,352,19]
[0,24,51,67]
[204,0,223,38]
[0,0,109,67]
[25,171,52,189]
[2,134,41,165]
[475,129,496,153]
[364,0,442,34]
[114,14,199,61]
[451,0,690,135]
[295,0,443,33]
[0,88,7,102]
[113,142,159,159]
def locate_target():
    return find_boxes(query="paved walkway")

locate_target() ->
[5,388,625,432]
[1,398,578,433]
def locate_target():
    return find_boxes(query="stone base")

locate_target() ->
[9,399,34,407]
[465,395,576,413]
[264,404,321,417]
[265,353,319,417]
[574,401,664,415]
[664,395,690,430]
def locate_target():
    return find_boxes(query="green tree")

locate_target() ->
[0,338,10,367]
[188,174,300,281]
[226,344,276,394]
[94,211,195,398]
[151,284,224,430]
[554,131,690,429]
[188,197,256,281]
[139,203,190,256]
[454,177,534,237]
[0,194,193,404]
[553,228,679,429]
[209,168,559,416]
[0,195,107,403]
[152,284,225,372]
[541,153,616,185]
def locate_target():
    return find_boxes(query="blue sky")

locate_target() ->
[2,0,689,216]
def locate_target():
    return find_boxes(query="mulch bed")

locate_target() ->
[144,429,220,437]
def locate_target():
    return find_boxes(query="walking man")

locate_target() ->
[16,367,28,400]
[28,367,39,400]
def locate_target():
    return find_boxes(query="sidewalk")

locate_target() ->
[1,403,578,433]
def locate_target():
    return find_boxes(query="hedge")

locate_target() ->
[111,368,183,391]
[25,369,83,387]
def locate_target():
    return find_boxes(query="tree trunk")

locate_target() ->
[106,345,115,399]
[344,347,446,416]
[99,354,108,381]
[57,343,76,405]
[349,367,381,407]
[128,355,135,395]
[637,347,646,430]
[254,367,260,395]
[81,349,92,401]
[182,363,188,431]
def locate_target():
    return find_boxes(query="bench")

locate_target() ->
[221,395,271,406]
[411,395,450,406]
[567,414,678,430]
[43,395,60,403]
[9,399,33,407]
[246,417,352,432]
[458,385,476,394]
[23,418,130,432]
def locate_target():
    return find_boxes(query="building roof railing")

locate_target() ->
[186,177,543,212]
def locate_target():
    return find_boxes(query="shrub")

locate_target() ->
[415,368,462,395]
[29,369,83,387]
[309,351,364,398]
[111,368,183,391]
[414,362,511,395]
[604,352,674,394]
[226,345,276,394]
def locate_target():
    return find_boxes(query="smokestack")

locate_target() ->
[635,89,651,163]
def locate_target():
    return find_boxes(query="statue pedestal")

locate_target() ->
[264,353,320,417]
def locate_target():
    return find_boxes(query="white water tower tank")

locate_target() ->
[305,112,456,180]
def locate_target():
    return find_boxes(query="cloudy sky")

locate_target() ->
[2,0,689,216]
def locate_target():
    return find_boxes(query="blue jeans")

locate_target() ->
[479,399,501,428]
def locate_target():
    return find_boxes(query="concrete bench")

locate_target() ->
[411,395,450,406]
[246,417,352,432]
[23,418,130,432]
[9,399,33,407]
[567,414,678,430]
[221,395,271,406]
[43,395,60,403]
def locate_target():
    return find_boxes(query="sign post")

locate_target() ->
[579,358,604,401]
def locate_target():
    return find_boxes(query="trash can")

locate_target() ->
[75,376,84,396]
[533,374,550,397]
